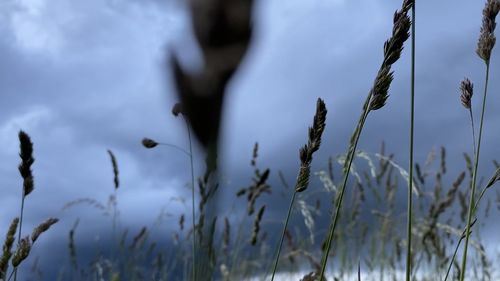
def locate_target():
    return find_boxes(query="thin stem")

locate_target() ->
[111,189,118,261]
[157,142,191,157]
[184,119,197,281]
[270,192,297,281]
[405,3,416,281]
[227,215,249,280]
[444,233,465,281]
[319,102,370,278]
[468,108,477,158]
[460,62,490,281]
[358,260,361,281]
[444,177,490,281]
[7,269,15,281]
[13,195,26,281]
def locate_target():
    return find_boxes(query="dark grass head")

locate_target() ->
[107,150,119,190]
[0,218,19,279]
[369,1,412,111]
[477,0,500,63]
[295,98,327,193]
[460,78,474,109]
[18,131,35,197]
[250,205,266,246]
[486,167,500,188]
[31,218,59,243]
[141,138,159,149]
[11,236,31,267]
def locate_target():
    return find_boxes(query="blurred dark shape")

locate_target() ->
[171,102,184,117]
[170,0,254,148]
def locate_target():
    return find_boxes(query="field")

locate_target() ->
[1,0,500,281]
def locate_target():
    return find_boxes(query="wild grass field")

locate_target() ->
[1,0,500,281]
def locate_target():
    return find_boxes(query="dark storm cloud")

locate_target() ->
[0,0,194,232]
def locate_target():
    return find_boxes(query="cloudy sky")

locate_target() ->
[1,0,500,279]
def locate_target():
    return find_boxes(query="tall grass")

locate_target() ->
[3,1,500,281]
[406,2,416,281]
[319,1,413,278]
[0,131,58,281]
[460,1,500,280]
[270,98,327,281]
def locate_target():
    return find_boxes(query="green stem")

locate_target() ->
[158,142,191,157]
[405,3,416,281]
[111,189,117,261]
[319,100,370,278]
[459,62,490,281]
[469,109,477,158]
[13,194,26,281]
[444,233,464,281]
[270,192,297,281]
[6,268,15,281]
[443,172,493,281]
[185,119,197,281]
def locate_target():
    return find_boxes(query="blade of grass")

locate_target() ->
[405,2,416,281]
[461,1,500,277]
[185,118,197,281]
[319,2,412,277]
[270,99,327,281]
[460,62,490,281]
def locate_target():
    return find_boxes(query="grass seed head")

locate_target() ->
[31,218,59,243]
[369,66,394,111]
[477,0,500,62]
[250,205,266,245]
[107,150,119,190]
[18,130,35,197]
[295,98,327,192]
[460,78,474,109]
[0,218,20,279]
[370,5,411,111]
[486,167,500,188]
[11,236,31,267]
[141,138,159,149]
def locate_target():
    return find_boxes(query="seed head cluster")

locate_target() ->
[295,98,328,192]
[0,218,19,279]
[460,78,474,109]
[477,0,500,63]
[369,0,413,111]
[18,131,35,197]
[142,138,159,149]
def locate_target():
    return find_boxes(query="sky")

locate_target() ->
[1,0,500,279]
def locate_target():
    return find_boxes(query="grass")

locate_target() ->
[460,1,500,280]
[1,0,500,280]
[406,1,416,281]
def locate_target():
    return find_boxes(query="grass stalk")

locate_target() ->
[158,143,191,157]
[142,111,196,280]
[270,192,297,281]
[444,236,464,281]
[405,2,416,281]
[184,118,197,281]
[270,98,327,281]
[468,109,477,157]
[460,62,490,281]
[14,131,35,281]
[319,2,412,276]
[7,269,14,281]
[12,199,25,281]
[319,106,369,278]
